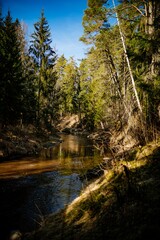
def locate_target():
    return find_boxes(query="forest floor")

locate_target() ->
[1,116,160,240]
[23,137,160,240]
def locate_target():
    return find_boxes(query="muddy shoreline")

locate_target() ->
[0,125,63,161]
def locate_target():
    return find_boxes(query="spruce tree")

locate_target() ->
[0,11,24,126]
[29,10,57,128]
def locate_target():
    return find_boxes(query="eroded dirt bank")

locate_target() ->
[2,115,160,240]
[0,125,61,161]
[0,115,111,162]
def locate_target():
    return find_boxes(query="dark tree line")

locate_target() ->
[0,11,25,125]
[0,9,58,129]
[0,1,160,142]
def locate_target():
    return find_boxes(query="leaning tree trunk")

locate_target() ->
[112,0,142,114]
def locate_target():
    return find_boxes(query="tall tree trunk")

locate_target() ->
[145,0,160,76]
[112,0,142,113]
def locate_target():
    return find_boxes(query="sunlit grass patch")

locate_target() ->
[25,139,160,240]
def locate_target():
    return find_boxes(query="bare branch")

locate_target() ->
[131,4,145,17]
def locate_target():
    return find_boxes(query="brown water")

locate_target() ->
[0,134,103,240]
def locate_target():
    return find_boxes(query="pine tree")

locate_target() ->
[60,57,79,114]
[29,10,57,128]
[54,55,67,116]
[80,0,126,129]
[0,11,24,126]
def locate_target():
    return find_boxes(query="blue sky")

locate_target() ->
[1,0,88,61]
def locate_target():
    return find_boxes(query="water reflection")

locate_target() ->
[0,134,103,240]
[0,171,82,240]
[40,134,97,159]
[0,134,102,179]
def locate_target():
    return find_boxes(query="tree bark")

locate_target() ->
[112,0,142,113]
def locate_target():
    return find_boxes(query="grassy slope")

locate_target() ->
[25,140,160,240]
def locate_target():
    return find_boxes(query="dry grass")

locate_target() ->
[24,138,160,240]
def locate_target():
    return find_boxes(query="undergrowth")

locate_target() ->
[24,140,160,240]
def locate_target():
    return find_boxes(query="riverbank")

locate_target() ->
[0,125,62,161]
[23,138,160,240]
[0,114,111,162]
[1,118,160,240]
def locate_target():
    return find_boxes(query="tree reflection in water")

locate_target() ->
[0,134,103,240]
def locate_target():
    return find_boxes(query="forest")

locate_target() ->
[0,0,160,139]
[0,0,160,239]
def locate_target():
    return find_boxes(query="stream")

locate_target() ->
[0,134,103,240]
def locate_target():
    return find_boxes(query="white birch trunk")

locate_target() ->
[112,0,142,113]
